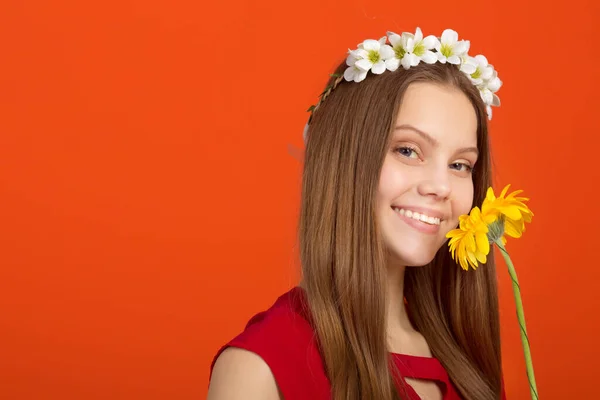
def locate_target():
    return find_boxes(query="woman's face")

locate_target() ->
[377,82,479,268]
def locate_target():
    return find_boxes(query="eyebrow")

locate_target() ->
[394,124,479,156]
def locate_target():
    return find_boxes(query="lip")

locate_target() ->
[391,205,446,220]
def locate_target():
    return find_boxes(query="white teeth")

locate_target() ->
[393,207,441,226]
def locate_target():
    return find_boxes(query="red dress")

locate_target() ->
[210,287,506,399]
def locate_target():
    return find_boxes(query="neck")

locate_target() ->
[386,260,416,337]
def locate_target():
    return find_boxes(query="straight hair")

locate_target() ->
[298,61,502,400]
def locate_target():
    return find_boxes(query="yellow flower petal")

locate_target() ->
[482,212,498,225]
[465,233,476,252]
[486,187,496,201]
[504,217,525,238]
[499,184,510,198]
[476,232,490,256]
[475,249,487,264]
[467,251,478,267]
[498,205,522,220]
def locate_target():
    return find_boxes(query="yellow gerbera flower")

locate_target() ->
[447,207,496,270]
[482,184,534,239]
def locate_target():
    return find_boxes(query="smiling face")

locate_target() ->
[377,82,479,268]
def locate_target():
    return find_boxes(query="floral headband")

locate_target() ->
[304,27,502,141]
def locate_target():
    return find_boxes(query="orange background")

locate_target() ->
[1,0,599,398]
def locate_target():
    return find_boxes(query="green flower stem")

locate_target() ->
[495,239,539,400]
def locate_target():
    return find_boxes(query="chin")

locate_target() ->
[387,245,439,268]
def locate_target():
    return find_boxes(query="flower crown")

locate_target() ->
[304,28,502,140]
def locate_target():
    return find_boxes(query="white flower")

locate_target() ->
[479,86,501,115]
[343,37,394,82]
[485,105,493,120]
[459,57,502,120]
[436,29,470,65]
[343,63,368,83]
[477,69,502,120]
[479,72,501,105]
[385,27,440,71]
[486,71,502,93]
[459,56,477,75]
[460,55,495,85]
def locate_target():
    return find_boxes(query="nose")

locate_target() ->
[417,168,452,201]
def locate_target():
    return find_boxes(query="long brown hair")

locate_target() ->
[298,60,502,400]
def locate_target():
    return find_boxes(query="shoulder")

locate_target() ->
[218,286,315,355]
[207,347,282,400]
[208,287,330,399]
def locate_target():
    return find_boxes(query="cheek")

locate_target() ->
[377,160,397,201]
[378,157,411,196]
[452,181,475,218]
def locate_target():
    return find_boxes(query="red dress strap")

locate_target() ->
[391,353,458,399]
[391,353,507,399]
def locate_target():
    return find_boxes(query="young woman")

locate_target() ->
[207,28,506,400]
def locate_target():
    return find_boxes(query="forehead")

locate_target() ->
[394,82,478,146]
